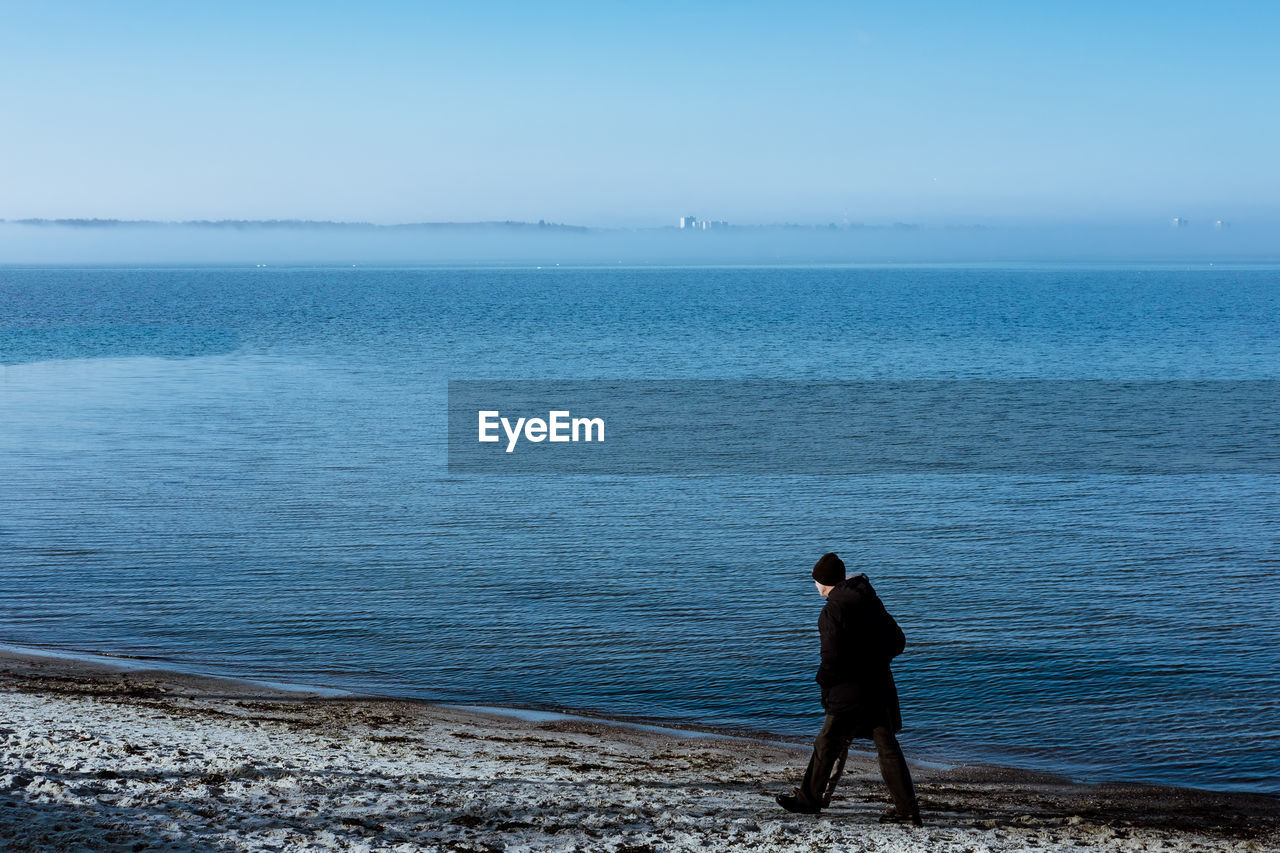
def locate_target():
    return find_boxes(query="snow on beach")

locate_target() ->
[1,648,1276,853]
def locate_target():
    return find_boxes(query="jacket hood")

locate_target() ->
[826,573,875,608]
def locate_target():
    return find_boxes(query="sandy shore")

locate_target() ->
[1,647,1275,852]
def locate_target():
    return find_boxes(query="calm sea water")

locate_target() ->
[2,265,1278,794]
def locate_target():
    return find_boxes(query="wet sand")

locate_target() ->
[1,646,1276,852]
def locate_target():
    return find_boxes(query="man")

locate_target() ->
[775,552,922,825]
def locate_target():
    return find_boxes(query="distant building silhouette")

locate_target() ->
[679,216,728,231]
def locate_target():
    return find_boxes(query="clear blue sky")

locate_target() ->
[2,1,1277,226]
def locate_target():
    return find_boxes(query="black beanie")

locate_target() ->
[812,552,846,585]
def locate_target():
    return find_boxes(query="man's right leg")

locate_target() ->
[871,725,920,822]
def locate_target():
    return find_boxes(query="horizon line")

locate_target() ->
[4,217,1257,232]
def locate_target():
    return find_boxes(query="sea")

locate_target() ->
[2,264,1278,794]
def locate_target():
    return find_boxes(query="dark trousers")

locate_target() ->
[798,714,918,813]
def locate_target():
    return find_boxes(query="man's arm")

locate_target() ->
[886,609,906,659]
[815,607,842,688]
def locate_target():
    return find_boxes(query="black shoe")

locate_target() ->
[879,806,923,826]
[775,792,821,814]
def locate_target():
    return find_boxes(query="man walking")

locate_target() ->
[776,552,922,824]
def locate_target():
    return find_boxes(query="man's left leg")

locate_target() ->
[778,713,856,812]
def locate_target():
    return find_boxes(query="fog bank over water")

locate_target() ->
[1,221,1276,265]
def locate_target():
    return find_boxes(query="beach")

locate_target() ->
[1,647,1275,853]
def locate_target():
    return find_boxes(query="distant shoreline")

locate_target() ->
[4,218,1277,266]
[3,217,595,232]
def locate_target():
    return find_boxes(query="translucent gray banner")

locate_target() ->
[447,381,1280,474]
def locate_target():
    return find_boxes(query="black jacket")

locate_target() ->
[815,573,906,734]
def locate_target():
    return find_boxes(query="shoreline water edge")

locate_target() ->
[1,644,1276,852]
